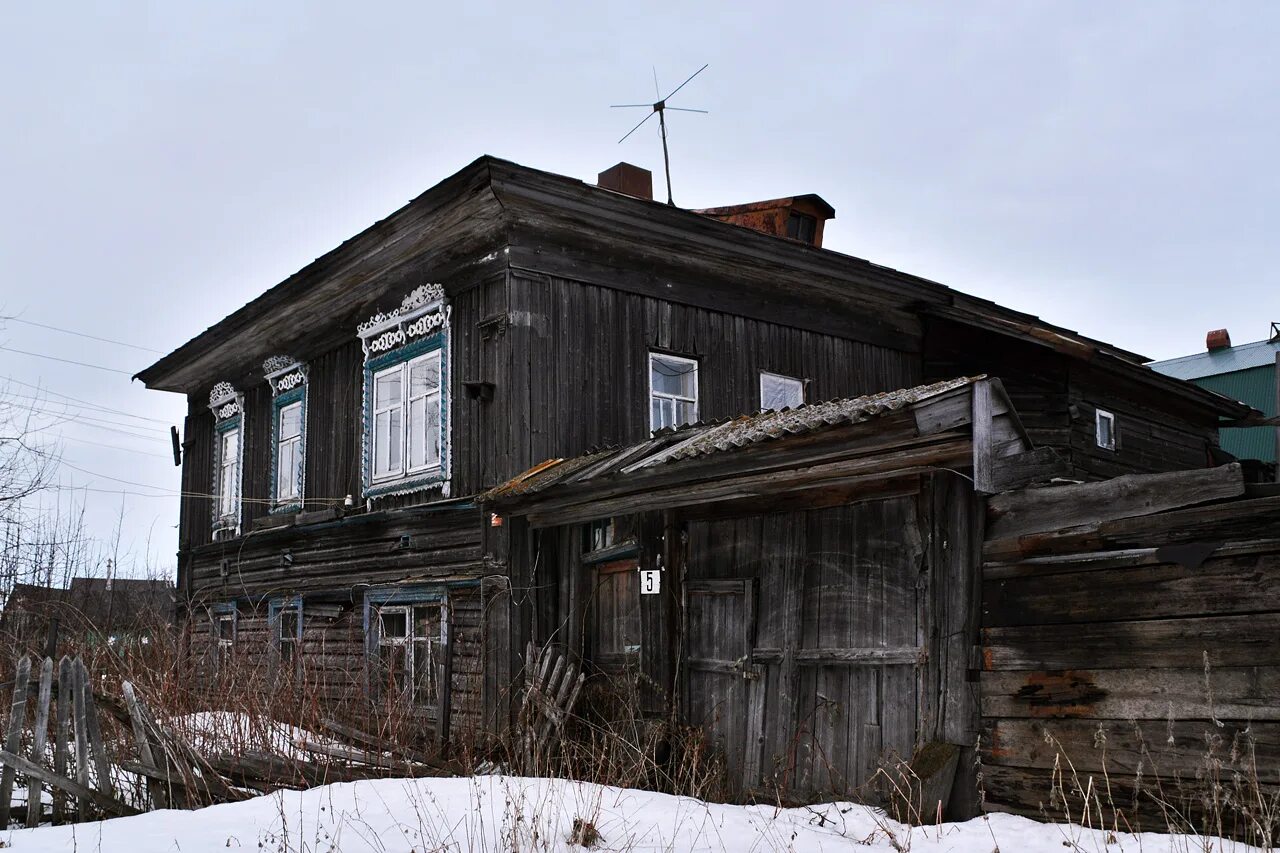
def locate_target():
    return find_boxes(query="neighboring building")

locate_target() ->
[1150,324,1280,464]
[1,578,175,652]
[134,156,1250,784]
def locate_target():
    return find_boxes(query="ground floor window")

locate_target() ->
[212,602,237,673]
[367,592,447,713]
[591,558,641,668]
[269,597,303,681]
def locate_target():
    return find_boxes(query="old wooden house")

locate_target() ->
[135,157,1254,809]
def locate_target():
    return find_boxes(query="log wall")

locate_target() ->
[979,464,1280,832]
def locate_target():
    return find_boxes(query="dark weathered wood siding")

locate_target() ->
[923,317,1219,480]
[980,468,1280,830]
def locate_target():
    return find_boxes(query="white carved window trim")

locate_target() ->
[649,352,699,432]
[209,382,244,537]
[759,371,805,411]
[358,284,451,500]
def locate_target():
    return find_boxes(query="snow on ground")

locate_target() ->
[1,775,1272,853]
[167,711,339,758]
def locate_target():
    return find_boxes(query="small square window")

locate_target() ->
[649,352,699,431]
[1095,409,1117,452]
[760,372,805,411]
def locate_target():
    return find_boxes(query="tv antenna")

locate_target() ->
[612,64,709,206]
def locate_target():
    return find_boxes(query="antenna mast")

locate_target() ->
[612,64,709,206]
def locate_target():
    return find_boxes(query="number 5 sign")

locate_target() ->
[639,569,661,595]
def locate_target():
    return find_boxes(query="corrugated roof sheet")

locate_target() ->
[1149,339,1280,381]
[481,376,981,503]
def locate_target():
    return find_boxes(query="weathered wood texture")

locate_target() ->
[979,469,1280,833]
[525,472,981,813]
[923,316,1220,482]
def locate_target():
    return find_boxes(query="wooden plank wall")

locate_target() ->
[922,317,1218,481]
[979,466,1280,831]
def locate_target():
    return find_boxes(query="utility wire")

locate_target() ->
[3,401,171,441]
[0,346,133,375]
[0,316,163,354]
[0,378,170,423]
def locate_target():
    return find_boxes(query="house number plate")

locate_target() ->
[639,569,661,595]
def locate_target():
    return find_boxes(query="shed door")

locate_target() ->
[685,579,765,789]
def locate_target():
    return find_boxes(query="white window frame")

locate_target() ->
[215,425,240,528]
[759,371,805,411]
[371,351,443,485]
[1095,408,1118,452]
[216,611,236,671]
[372,601,443,710]
[649,352,699,431]
[275,401,304,503]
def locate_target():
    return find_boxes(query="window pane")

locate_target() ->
[675,399,696,427]
[380,609,407,639]
[375,369,402,409]
[276,441,294,499]
[374,412,392,476]
[408,397,426,469]
[424,397,440,465]
[761,373,804,411]
[410,355,440,397]
[388,408,402,470]
[279,402,302,439]
[650,355,696,397]
[221,429,239,459]
[650,398,664,430]
[217,616,234,641]
[279,610,298,639]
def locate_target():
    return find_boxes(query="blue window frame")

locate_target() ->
[208,382,243,536]
[264,358,308,514]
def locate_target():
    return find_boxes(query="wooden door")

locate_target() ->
[684,579,765,790]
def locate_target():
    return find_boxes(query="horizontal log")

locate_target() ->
[982,718,1279,783]
[983,552,1280,627]
[983,614,1280,671]
[983,537,1280,580]
[753,646,921,665]
[983,494,1280,563]
[981,667,1280,721]
[986,464,1244,540]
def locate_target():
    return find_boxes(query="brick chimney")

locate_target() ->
[1206,328,1232,351]
[694,195,836,248]
[597,163,653,201]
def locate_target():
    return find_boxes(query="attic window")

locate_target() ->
[649,352,699,431]
[786,212,817,245]
[760,372,804,411]
[1095,409,1117,452]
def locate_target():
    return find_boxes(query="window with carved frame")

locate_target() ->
[208,382,243,537]
[358,285,451,499]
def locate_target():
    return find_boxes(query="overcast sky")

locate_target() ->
[2,2,1276,571]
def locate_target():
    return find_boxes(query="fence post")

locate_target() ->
[25,657,53,828]
[0,656,32,827]
[52,656,72,824]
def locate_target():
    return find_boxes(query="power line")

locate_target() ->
[0,378,171,423]
[0,316,163,354]
[3,400,171,441]
[0,346,133,376]
[55,434,170,459]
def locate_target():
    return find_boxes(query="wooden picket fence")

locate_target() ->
[0,653,463,828]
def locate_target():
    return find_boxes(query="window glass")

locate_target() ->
[218,428,239,518]
[373,601,442,709]
[1096,409,1117,451]
[279,402,302,439]
[649,353,698,431]
[760,372,805,411]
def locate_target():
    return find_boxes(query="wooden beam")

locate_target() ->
[753,646,921,664]
[0,748,137,817]
[986,463,1245,541]
[971,379,995,494]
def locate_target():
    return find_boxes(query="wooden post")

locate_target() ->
[436,598,454,753]
[25,657,53,828]
[0,655,32,828]
[78,660,113,801]
[52,656,72,824]
[71,657,91,819]
[971,379,995,494]
[121,681,166,809]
